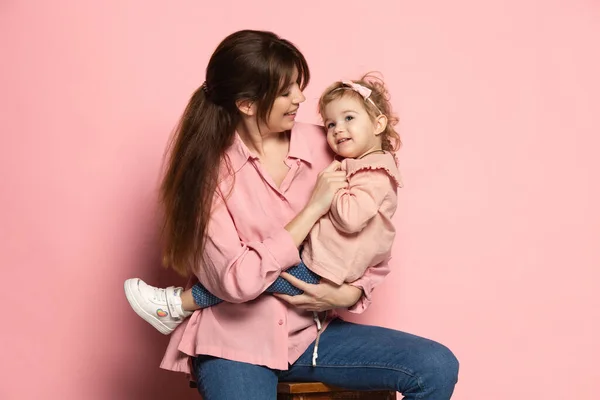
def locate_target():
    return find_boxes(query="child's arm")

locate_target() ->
[346,257,391,314]
[329,169,391,234]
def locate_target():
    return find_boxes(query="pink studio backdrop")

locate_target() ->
[1,1,599,399]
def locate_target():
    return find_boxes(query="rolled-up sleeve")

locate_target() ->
[346,258,391,314]
[194,201,301,303]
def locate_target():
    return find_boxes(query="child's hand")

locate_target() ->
[306,161,347,217]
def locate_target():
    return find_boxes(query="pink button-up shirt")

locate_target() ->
[160,122,391,375]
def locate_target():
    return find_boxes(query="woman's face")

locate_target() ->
[262,70,306,133]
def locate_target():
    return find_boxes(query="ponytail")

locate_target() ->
[160,86,238,276]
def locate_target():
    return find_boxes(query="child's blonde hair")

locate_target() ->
[318,73,401,152]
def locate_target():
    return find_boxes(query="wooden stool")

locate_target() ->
[277,382,396,399]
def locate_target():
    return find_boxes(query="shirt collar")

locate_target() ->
[225,133,255,173]
[225,124,315,173]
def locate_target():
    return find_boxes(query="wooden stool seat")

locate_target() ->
[277,382,396,399]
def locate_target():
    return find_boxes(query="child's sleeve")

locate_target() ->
[329,169,391,234]
[346,257,391,314]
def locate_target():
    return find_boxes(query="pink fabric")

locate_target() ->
[302,152,402,285]
[341,80,373,100]
[160,122,391,374]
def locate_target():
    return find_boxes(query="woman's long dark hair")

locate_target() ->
[161,30,310,276]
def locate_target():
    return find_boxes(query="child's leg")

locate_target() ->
[189,283,224,308]
[180,287,200,311]
[124,263,319,335]
[266,261,321,296]
[184,262,320,308]
[124,279,225,335]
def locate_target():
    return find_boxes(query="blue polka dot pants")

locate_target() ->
[191,260,321,308]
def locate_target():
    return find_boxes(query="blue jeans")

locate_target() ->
[192,319,459,400]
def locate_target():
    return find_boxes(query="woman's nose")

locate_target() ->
[292,84,306,104]
[294,90,306,104]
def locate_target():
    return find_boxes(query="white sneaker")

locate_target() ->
[124,278,191,335]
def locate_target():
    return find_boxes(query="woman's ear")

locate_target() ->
[374,114,388,136]
[236,99,256,117]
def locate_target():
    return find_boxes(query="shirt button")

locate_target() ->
[278,319,284,325]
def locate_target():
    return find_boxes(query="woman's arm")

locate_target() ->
[196,161,347,303]
[196,202,300,303]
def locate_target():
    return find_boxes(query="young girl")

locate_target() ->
[125,75,402,362]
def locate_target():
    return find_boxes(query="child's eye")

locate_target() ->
[327,122,335,129]
[345,115,354,122]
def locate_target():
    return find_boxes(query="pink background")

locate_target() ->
[1,1,599,399]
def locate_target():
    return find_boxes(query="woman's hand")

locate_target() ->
[306,161,348,217]
[273,272,363,312]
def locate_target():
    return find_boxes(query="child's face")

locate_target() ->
[323,95,382,159]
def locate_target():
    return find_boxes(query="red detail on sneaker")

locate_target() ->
[156,309,168,317]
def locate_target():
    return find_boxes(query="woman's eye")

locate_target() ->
[281,92,290,97]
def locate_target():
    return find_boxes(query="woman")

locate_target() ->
[155,29,458,399]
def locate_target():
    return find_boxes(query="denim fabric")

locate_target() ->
[192,319,459,400]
